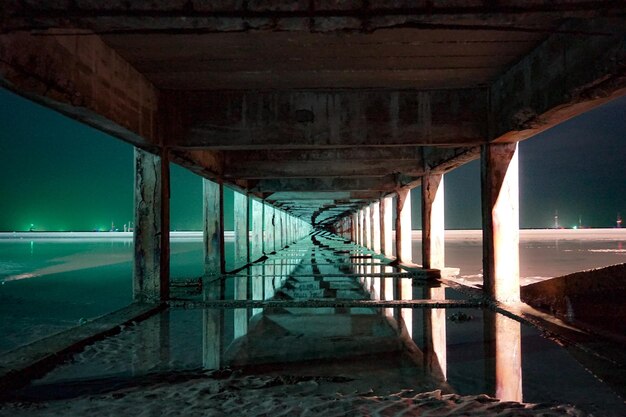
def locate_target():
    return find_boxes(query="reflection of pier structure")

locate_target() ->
[3,2,624,305]
[0,2,623,405]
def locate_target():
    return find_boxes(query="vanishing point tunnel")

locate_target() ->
[1,1,625,409]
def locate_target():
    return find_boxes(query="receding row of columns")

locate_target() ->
[340,143,520,303]
[132,148,312,303]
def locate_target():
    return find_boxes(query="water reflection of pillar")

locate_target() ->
[250,264,264,316]
[132,310,170,374]
[203,279,224,370]
[484,310,523,402]
[371,263,381,300]
[394,276,413,337]
[416,286,447,380]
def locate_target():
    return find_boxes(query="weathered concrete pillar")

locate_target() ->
[355,212,360,245]
[364,205,371,249]
[273,209,280,251]
[395,189,412,263]
[251,198,263,261]
[233,192,249,338]
[422,174,445,270]
[481,143,520,302]
[202,179,224,277]
[382,196,393,257]
[278,211,284,248]
[133,148,170,302]
[234,192,250,268]
[264,205,274,253]
[371,202,381,253]
[360,209,366,247]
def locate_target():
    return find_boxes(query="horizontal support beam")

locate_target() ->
[491,18,626,142]
[223,159,423,179]
[250,176,413,193]
[168,299,484,309]
[168,89,487,149]
[223,147,423,163]
[267,191,383,201]
[4,3,623,35]
[0,31,159,149]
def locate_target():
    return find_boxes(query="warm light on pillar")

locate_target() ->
[422,174,445,270]
[364,205,371,249]
[382,196,393,257]
[395,189,412,263]
[481,143,520,302]
[371,201,381,253]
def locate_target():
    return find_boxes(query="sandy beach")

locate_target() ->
[1,370,590,417]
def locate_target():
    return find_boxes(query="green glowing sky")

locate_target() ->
[0,88,624,231]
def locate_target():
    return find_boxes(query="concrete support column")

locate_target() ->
[202,179,224,277]
[278,211,284,248]
[371,202,381,253]
[233,192,250,268]
[359,209,366,247]
[382,196,393,257]
[364,205,371,249]
[233,192,249,338]
[395,189,412,264]
[481,143,520,302]
[355,211,361,245]
[265,205,275,253]
[251,199,263,261]
[421,174,445,270]
[133,148,170,302]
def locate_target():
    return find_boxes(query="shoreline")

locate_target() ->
[1,228,625,241]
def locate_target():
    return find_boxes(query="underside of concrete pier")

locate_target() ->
[1,1,625,302]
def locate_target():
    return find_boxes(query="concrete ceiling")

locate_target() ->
[100,29,543,90]
[2,1,625,227]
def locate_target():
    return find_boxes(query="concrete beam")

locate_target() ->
[250,176,413,193]
[223,147,423,163]
[133,148,169,302]
[170,89,487,149]
[223,159,425,179]
[267,191,383,201]
[5,3,622,34]
[170,149,224,180]
[0,31,159,148]
[202,179,224,277]
[481,143,520,303]
[491,18,626,143]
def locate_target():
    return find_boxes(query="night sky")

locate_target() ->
[1,88,624,231]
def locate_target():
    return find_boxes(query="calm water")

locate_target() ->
[1,230,625,353]
[2,233,624,417]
